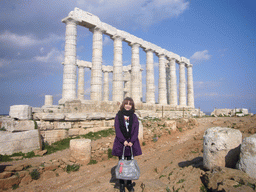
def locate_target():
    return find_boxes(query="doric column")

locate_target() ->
[103,71,109,101]
[90,27,103,101]
[145,49,155,104]
[123,65,131,98]
[179,62,186,107]
[59,18,78,104]
[158,54,167,105]
[187,64,195,108]
[112,35,123,102]
[130,43,141,103]
[169,58,178,107]
[139,66,143,102]
[77,66,85,100]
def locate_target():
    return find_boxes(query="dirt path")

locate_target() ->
[3,116,256,192]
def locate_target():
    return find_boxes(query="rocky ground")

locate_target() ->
[1,115,256,192]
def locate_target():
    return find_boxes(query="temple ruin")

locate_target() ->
[59,8,195,110]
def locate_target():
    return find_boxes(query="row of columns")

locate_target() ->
[60,17,194,108]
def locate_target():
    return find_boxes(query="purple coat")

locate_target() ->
[112,113,142,157]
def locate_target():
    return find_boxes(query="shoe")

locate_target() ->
[127,184,134,192]
[120,183,125,192]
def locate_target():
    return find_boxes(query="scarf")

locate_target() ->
[117,109,134,139]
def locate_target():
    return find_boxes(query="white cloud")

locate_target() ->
[190,50,211,62]
[34,48,64,63]
[194,81,220,89]
[0,31,63,48]
[76,0,189,28]
[103,36,112,46]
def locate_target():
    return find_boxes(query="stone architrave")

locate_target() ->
[44,95,53,106]
[9,105,32,120]
[237,134,256,179]
[187,64,195,108]
[158,54,167,105]
[112,35,123,102]
[169,59,178,107]
[90,27,103,101]
[130,43,141,103]
[59,18,78,104]
[0,130,40,155]
[179,61,186,107]
[145,49,155,104]
[70,139,91,164]
[203,127,242,170]
[77,66,85,100]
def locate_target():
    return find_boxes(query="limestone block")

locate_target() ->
[41,113,65,121]
[138,120,143,144]
[54,122,72,129]
[70,139,91,164]
[68,128,81,136]
[41,130,68,145]
[105,113,116,120]
[86,113,105,120]
[9,105,32,120]
[164,120,176,132]
[11,120,35,132]
[65,113,87,121]
[237,134,256,179]
[36,121,54,130]
[0,130,40,155]
[203,127,242,170]
[32,107,44,113]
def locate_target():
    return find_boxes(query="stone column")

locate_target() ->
[145,49,155,104]
[169,58,178,107]
[77,66,85,100]
[123,66,131,98]
[59,18,78,104]
[112,35,123,102]
[90,27,103,101]
[130,43,141,104]
[187,64,195,108]
[45,95,53,106]
[139,66,143,102]
[103,71,109,101]
[158,54,167,105]
[166,63,170,104]
[179,62,186,107]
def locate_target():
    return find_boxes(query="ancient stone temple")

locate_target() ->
[59,8,194,109]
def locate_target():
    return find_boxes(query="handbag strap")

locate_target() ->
[122,146,134,160]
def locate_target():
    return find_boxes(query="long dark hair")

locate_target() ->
[120,97,135,112]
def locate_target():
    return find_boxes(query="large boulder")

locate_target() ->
[203,127,242,170]
[9,105,32,120]
[0,130,41,155]
[237,134,256,179]
[70,139,91,164]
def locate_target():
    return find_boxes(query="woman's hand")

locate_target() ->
[124,141,128,146]
[128,142,133,147]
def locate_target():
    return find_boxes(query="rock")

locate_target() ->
[0,172,12,179]
[164,120,176,131]
[86,113,105,120]
[237,134,256,179]
[70,139,91,164]
[203,127,242,170]
[41,113,65,121]
[33,149,47,156]
[202,166,256,192]
[9,105,32,120]
[19,174,32,186]
[41,130,68,145]
[54,122,72,129]
[40,171,56,180]
[1,119,35,132]
[36,121,54,130]
[0,175,20,189]
[65,113,87,121]
[0,130,41,155]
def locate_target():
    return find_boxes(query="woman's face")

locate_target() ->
[124,101,132,111]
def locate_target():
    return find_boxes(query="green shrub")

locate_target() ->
[142,142,146,146]
[66,164,80,173]
[88,160,98,165]
[30,169,40,180]
[33,120,38,129]
[12,184,19,190]
[108,148,113,158]
[0,127,6,131]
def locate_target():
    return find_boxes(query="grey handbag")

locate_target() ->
[115,146,140,180]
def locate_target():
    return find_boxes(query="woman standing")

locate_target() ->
[112,97,142,192]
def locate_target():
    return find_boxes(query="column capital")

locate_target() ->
[111,35,124,41]
[62,17,79,25]
[128,42,140,47]
[186,63,193,68]
[89,26,105,33]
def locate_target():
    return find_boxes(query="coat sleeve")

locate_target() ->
[114,115,126,144]
[130,114,139,144]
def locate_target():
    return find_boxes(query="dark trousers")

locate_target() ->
[118,156,132,185]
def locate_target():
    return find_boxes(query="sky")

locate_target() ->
[0,0,255,115]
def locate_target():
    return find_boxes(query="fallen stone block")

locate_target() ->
[70,139,91,164]
[237,134,256,179]
[0,130,41,155]
[203,127,242,170]
[9,105,32,120]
